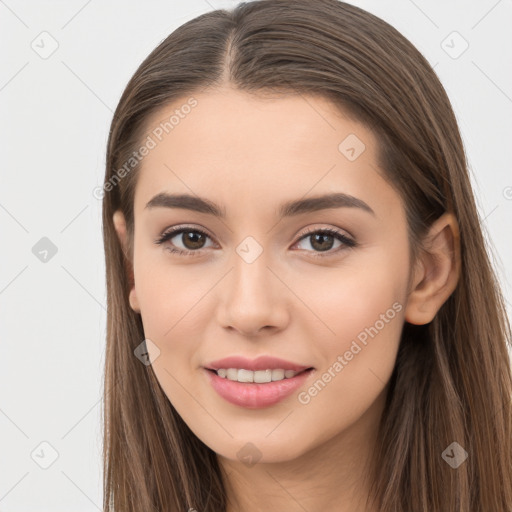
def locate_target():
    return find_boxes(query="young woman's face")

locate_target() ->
[124,88,412,464]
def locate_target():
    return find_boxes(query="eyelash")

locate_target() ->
[153,225,357,258]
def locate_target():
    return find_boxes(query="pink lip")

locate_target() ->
[203,367,314,409]
[205,355,312,372]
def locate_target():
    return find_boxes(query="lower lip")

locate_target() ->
[203,368,314,409]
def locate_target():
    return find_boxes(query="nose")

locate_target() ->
[216,250,290,337]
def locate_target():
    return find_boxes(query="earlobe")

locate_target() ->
[128,288,141,314]
[112,210,141,314]
[404,212,461,325]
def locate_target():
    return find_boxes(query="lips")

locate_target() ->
[204,366,315,408]
[204,355,313,372]
[203,355,315,408]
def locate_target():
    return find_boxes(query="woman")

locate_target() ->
[101,0,512,510]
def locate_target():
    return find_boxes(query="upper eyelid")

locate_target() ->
[159,224,215,242]
[299,226,347,237]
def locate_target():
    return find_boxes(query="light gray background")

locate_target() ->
[1,0,511,509]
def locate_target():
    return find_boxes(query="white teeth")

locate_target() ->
[254,370,272,383]
[238,369,254,383]
[226,368,238,380]
[271,369,285,381]
[214,368,301,382]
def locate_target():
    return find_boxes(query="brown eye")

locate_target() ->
[294,228,356,257]
[154,226,214,255]
[180,231,207,250]
[308,233,336,252]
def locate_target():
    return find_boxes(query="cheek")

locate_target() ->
[134,258,205,409]
[299,247,407,345]
[134,246,211,339]
[293,248,407,412]
[323,275,404,348]
[132,256,213,405]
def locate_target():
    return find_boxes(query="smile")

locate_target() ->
[211,368,308,383]
[204,367,315,409]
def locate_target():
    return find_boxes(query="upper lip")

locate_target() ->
[204,355,313,372]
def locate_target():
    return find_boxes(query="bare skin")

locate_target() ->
[113,86,460,511]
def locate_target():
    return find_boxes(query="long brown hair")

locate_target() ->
[101,1,512,510]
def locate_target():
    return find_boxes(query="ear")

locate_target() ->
[112,210,141,314]
[404,212,461,325]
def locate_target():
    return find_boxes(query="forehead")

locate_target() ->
[141,88,366,161]
[132,88,400,219]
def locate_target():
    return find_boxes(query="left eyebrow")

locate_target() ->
[144,192,375,218]
[278,192,375,217]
